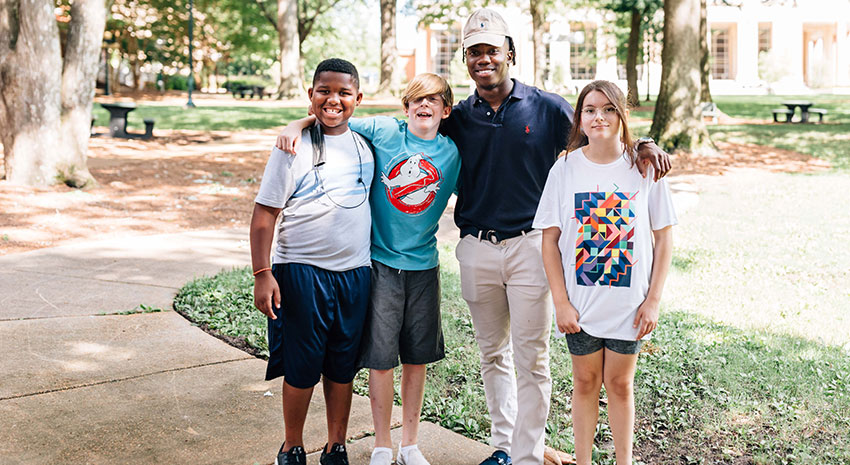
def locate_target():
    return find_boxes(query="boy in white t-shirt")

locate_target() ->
[533,80,676,465]
[251,58,374,465]
[275,74,460,465]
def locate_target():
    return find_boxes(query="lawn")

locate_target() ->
[174,168,850,464]
[629,94,850,170]
[91,105,400,132]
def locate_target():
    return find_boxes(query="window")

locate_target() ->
[758,23,772,53]
[570,22,597,80]
[434,28,460,79]
[711,27,731,79]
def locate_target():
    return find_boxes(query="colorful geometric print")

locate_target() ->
[574,190,636,287]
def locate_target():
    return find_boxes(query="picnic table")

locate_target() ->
[226,83,269,99]
[782,101,814,123]
[100,102,154,139]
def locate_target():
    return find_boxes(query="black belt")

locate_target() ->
[461,227,531,244]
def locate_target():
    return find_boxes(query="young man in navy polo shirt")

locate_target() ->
[442,9,670,465]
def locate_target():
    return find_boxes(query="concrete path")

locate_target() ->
[0,226,489,464]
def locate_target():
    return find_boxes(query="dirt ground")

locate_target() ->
[0,129,831,256]
[0,129,272,255]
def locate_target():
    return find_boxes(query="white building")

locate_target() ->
[397,0,850,95]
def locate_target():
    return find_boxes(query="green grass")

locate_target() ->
[174,268,268,357]
[627,94,850,170]
[174,230,850,463]
[92,105,399,132]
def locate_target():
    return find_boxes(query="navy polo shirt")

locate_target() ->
[442,79,574,237]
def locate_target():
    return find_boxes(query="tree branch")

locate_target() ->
[299,0,344,43]
[255,0,279,32]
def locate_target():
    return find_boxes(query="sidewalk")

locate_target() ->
[0,228,488,464]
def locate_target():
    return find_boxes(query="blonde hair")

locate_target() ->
[566,80,635,165]
[401,73,454,109]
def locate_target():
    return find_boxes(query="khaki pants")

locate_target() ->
[455,230,552,465]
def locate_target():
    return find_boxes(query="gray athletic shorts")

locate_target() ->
[358,260,445,370]
[565,329,642,356]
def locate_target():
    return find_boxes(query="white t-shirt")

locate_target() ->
[255,128,374,271]
[533,148,677,341]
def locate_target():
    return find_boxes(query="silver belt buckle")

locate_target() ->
[485,230,499,244]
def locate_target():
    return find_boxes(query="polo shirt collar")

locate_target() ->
[473,79,527,106]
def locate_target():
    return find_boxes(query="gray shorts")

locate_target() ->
[358,260,445,370]
[565,329,642,356]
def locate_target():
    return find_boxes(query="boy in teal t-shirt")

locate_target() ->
[276,73,459,465]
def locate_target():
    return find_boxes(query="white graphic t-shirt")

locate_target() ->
[255,129,374,271]
[533,148,677,340]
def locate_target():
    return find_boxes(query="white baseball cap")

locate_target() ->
[463,8,511,49]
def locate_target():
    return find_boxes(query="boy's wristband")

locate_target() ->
[252,267,272,276]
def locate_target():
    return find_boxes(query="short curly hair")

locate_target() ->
[312,58,360,89]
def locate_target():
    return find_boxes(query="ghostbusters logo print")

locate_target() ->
[380,153,441,215]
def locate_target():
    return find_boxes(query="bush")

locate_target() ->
[164,75,188,91]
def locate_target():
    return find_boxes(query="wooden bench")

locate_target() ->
[701,102,719,123]
[772,108,793,123]
[808,108,827,123]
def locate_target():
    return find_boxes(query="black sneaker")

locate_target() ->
[275,444,306,465]
[320,442,349,465]
[479,450,511,465]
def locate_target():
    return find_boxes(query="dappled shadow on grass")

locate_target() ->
[632,311,850,465]
[91,105,401,132]
[708,123,850,171]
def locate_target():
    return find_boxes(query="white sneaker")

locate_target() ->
[370,447,393,465]
[397,445,430,465]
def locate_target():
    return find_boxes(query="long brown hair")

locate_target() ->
[566,80,635,165]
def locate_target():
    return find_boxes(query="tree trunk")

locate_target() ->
[0,0,64,185]
[128,34,140,91]
[0,0,105,186]
[625,9,641,108]
[376,0,399,96]
[699,0,712,102]
[59,0,106,188]
[530,0,545,88]
[276,0,304,98]
[650,0,711,152]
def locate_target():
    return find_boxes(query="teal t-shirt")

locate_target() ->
[349,116,460,270]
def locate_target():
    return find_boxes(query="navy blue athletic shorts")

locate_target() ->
[265,263,370,388]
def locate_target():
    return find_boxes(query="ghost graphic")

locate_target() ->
[381,154,440,207]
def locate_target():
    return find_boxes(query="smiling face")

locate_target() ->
[404,93,450,139]
[465,40,512,91]
[579,90,625,144]
[308,71,362,135]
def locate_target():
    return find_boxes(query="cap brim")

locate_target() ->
[463,32,506,49]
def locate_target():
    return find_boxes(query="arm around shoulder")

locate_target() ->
[276,115,316,154]
[635,138,672,181]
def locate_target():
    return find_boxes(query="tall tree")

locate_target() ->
[649,0,711,151]
[61,0,108,184]
[0,0,106,186]
[256,0,352,97]
[276,0,303,97]
[529,0,545,88]
[603,0,662,107]
[376,0,399,95]
[699,0,712,102]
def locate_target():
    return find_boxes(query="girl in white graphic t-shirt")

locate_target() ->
[533,80,676,465]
